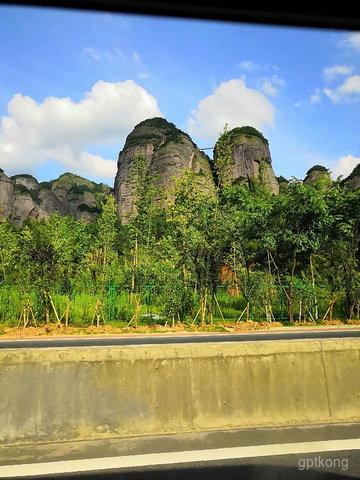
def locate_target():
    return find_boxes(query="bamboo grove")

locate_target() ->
[1,127,360,329]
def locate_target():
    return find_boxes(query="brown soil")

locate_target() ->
[0,319,357,339]
[0,320,284,338]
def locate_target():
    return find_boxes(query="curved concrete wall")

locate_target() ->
[0,339,359,446]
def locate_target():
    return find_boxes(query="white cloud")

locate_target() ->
[310,88,321,104]
[238,61,280,72]
[324,75,360,103]
[133,51,140,63]
[329,154,360,179]
[341,32,360,51]
[238,61,258,71]
[187,79,275,141]
[261,81,278,97]
[323,65,353,81]
[83,47,100,61]
[258,75,285,97]
[0,80,162,180]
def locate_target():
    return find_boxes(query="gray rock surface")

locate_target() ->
[215,128,279,194]
[10,193,39,227]
[11,174,39,192]
[1,121,286,226]
[0,170,110,225]
[114,117,214,220]
[0,171,14,220]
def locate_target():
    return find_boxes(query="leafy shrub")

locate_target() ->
[68,184,91,195]
[77,204,101,214]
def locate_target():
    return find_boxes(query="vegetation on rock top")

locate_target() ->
[128,117,195,149]
[229,126,269,145]
[341,163,360,184]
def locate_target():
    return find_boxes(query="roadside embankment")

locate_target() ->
[0,338,359,445]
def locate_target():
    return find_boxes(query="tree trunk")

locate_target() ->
[268,249,293,323]
[246,300,250,322]
[200,292,207,327]
[65,297,70,327]
[329,299,334,322]
[134,295,140,329]
[288,298,294,323]
[310,255,318,321]
[131,229,138,303]
[182,262,187,293]
[323,293,336,322]
[288,248,297,323]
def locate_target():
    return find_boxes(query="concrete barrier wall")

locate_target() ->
[0,339,359,446]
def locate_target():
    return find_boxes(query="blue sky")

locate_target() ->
[1,6,360,186]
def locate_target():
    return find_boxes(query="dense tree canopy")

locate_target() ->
[1,131,360,328]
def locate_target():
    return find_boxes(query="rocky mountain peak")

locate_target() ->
[214,126,279,194]
[303,165,331,186]
[114,117,214,221]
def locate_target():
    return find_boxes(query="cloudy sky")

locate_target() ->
[1,6,360,185]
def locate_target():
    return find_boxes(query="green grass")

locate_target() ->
[0,284,353,328]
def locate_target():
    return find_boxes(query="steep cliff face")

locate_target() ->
[214,127,279,194]
[0,171,111,226]
[0,171,14,220]
[114,117,214,220]
[10,174,45,227]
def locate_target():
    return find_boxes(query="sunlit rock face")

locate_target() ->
[114,117,214,221]
[214,127,279,195]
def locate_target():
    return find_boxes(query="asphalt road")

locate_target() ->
[0,327,360,349]
[29,452,359,480]
[2,424,360,479]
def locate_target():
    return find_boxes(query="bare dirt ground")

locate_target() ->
[0,319,359,339]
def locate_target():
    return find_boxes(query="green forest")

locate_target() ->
[1,127,360,332]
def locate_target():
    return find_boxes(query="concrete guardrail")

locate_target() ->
[0,338,359,445]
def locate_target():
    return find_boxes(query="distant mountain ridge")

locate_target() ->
[0,170,111,226]
[1,117,360,225]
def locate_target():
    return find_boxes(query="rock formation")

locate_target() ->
[0,170,14,220]
[214,126,279,194]
[1,120,291,227]
[341,164,360,191]
[114,117,214,220]
[303,165,331,186]
[0,171,111,226]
